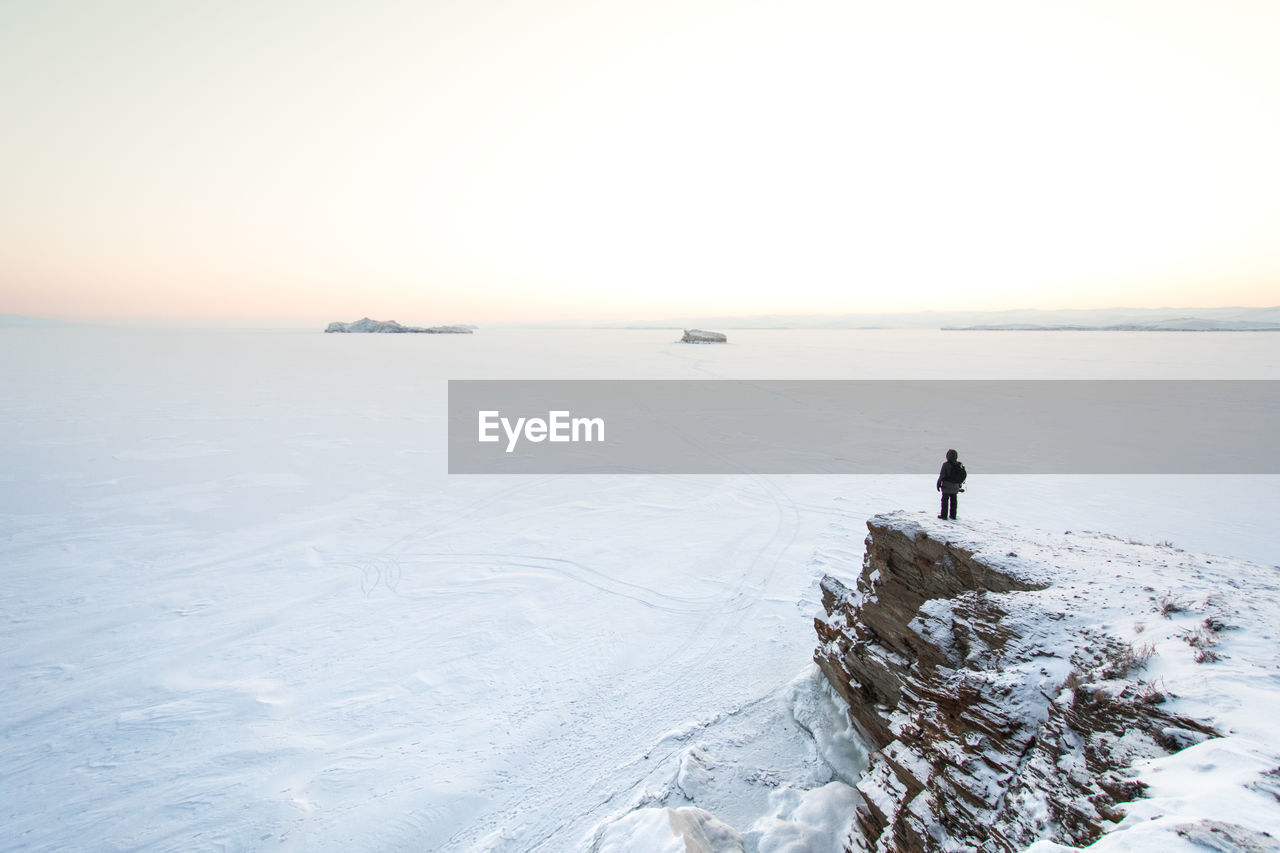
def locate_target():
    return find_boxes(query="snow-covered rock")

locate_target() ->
[591,807,744,852]
[815,511,1280,852]
[681,329,727,343]
[583,668,867,853]
[324,317,472,333]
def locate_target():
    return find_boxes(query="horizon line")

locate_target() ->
[5,303,1280,330]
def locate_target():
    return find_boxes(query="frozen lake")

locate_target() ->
[2,327,1278,850]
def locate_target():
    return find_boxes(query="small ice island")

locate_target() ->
[324,317,473,334]
[680,329,727,343]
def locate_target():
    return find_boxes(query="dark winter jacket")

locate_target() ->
[937,460,966,489]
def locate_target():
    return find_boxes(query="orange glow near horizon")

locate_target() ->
[2,1,1279,325]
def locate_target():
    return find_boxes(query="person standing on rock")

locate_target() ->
[936,449,966,520]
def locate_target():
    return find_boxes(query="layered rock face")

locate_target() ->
[815,512,1218,852]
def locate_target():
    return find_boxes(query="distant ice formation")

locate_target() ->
[324,317,473,334]
[680,329,727,343]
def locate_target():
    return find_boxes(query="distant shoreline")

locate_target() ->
[941,324,1280,332]
[6,305,1279,332]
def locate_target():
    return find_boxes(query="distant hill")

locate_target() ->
[943,317,1280,332]
[574,306,1280,331]
[0,314,69,328]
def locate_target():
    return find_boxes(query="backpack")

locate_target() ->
[941,461,967,494]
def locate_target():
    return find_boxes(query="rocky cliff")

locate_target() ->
[814,512,1225,852]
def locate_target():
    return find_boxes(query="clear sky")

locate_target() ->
[2,0,1278,325]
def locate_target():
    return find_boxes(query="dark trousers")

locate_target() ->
[940,492,957,519]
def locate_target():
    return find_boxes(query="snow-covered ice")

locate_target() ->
[1,327,1277,851]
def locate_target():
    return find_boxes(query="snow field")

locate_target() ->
[1,327,1277,850]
